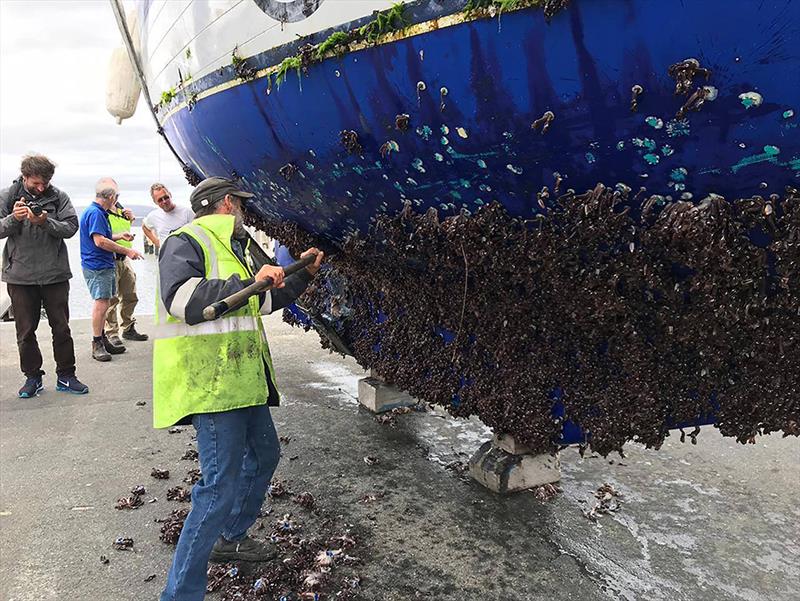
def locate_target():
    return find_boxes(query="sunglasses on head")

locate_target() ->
[156,194,171,203]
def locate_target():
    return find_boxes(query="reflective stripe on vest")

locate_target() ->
[153,314,260,338]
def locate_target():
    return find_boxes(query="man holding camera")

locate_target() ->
[0,154,89,397]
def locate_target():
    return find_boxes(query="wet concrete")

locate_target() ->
[0,315,798,601]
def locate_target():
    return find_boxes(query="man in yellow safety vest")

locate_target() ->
[154,177,323,601]
[105,198,148,349]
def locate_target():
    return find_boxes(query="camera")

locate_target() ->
[20,190,45,216]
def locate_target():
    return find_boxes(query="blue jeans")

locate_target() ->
[160,403,280,601]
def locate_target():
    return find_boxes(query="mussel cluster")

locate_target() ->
[251,184,799,455]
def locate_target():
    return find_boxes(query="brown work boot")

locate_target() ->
[103,334,126,355]
[122,325,149,341]
[92,339,111,362]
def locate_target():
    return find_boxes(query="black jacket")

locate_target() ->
[0,179,79,285]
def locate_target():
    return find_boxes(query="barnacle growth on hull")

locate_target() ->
[248,184,800,457]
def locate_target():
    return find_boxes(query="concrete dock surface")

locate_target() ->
[1,314,798,601]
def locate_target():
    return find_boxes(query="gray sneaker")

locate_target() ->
[208,536,277,563]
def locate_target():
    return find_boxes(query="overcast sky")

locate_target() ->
[0,0,192,208]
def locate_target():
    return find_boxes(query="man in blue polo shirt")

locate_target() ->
[79,178,143,361]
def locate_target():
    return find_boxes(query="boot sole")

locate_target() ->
[56,384,89,395]
[19,385,44,398]
[93,355,112,362]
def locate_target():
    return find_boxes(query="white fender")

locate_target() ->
[106,10,142,124]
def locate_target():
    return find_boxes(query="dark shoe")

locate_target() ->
[209,536,277,563]
[103,334,126,355]
[107,334,124,347]
[122,325,148,341]
[56,375,89,394]
[18,376,44,398]
[92,340,112,362]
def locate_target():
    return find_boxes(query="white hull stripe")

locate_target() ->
[154,315,260,338]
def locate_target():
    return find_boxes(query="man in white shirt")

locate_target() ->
[142,183,195,251]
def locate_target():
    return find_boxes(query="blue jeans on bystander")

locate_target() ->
[160,403,280,601]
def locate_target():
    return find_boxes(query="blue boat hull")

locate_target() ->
[154,0,800,450]
[162,0,799,244]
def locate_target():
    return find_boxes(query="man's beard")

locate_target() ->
[232,209,247,238]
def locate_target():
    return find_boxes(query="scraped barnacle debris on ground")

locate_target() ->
[531,482,562,501]
[115,494,144,510]
[167,427,183,434]
[157,508,189,545]
[363,456,379,465]
[151,468,170,479]
[584,483,623,521]
[201,503,366,601]
[180,448,198,461]
[254,183,800,458]
[183,468,201,484]
[115,484,147,510]
[112,537,134,551]
[269,479,289,498]
[166,486,191,502]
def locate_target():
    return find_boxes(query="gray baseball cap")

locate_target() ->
[189,177,254,213]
